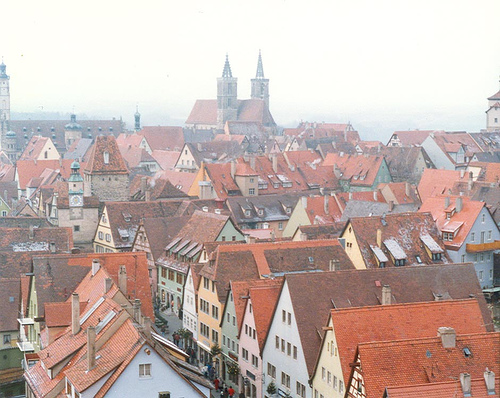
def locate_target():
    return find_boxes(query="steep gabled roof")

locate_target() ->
[331,299,487,384]
[323,153,387,187]
[388,130,435,146]
[16,159,76,190]
[84,135,128,175]
[281,263,493,377]
[137,126,185,151]
[0,226,73,253]
[355,332,500,398]
[18,135,58,161]
[418,168,471,202]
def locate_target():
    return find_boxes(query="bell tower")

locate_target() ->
[217,54,238,130]
[134,105,141,132]
[0,60,10,149]
[251,50,269,109]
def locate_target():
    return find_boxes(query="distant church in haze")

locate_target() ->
[486,78,500,131]
[185,51,277,134]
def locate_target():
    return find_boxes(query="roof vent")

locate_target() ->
[202,206,209,212]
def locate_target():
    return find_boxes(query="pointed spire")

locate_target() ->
[222,53,232,78]
[255,49,265,79]
[0,57,8,79]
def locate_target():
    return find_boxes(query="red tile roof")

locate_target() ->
[151,150,181,170]
[16,159,76,190]
[0,226,73,253]
[331,299,487,385]
[185,100,218,126]
[0,278,21,331]
[19,135,57,161]
[137,126,185,151]
[354,332,500,398]
[323,153,386,187]
[419,196,485,250]
[418,168,471,202]
[84,135,128,175]
[388,130,435,146]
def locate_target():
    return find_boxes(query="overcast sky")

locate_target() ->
[3,0,500,140]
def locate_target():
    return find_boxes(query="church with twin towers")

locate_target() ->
[185,51,277,134]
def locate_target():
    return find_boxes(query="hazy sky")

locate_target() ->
[3,0,500,140]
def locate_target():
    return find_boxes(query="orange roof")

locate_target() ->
[185,100,218,125]
[137,126,185,151]
[388,130,435,146]
[84,135,128,175]
[323,153,385,187]
[354,332,500,398]
[484,162,500,183]
[418,168,471,202]
[301,195,343,224]
[16,159,76,190]
[44,301,87,328]
[419,196,485,249]
[116,133,145,148]
[150,150,181,171]
[18,135,57,161]
[331,299,487,385]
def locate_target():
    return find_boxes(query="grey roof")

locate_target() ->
[64,138,94,161]
[340,201,419,221]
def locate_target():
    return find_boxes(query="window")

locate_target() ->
[482,213,485,223]
[327,371,332,385]
[267,363,276,379]
[287,342,291,356]
[223,335,226,346]
[168,270,175,281]
[293,345,297,359]
[461,254,466,262]
[232,316,236,326]
[200,299,209,314]
[103,151,109,164]
[278,222,283,230]
[443,232,454,241]
[321,367,326,381]
[251,354,259,368]
[176,273,184,285]
[200,323,209,338]
[98,231,104,240]
[275,335,279,349]
[1,210,6,217]
[296,382,306,397]
[212,329,219,343]
[432,253,442,261]
[282,310,286,323]
[3,334,11,345]
[471,232,475,242]
[159,393,170,398]
[139,363,151,378]
[203,277,210,289]
[250,178,254,183]
[479,270,484,281]
[227,313,230,323]
[212,305,219,320]
[105,233,111,242]
[287,312,291,326]
[333,375,338,389]
[281,339,285,353]
[249,188,255,195]
[281,372,290,388]
[242,348,249,361]
[488,230,492,240]
[339,381,344,394]
[394,259,406,266]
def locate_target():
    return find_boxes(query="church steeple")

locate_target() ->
[217,54,238,130]
[134,105,141,132]
[0,58,11,150]
[251,50,270,109]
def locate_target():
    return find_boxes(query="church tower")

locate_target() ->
[0,60,11,149]
[486,76,500,131]
[217,54,238,130]
[134,106,141,132]
[251,50,269,109]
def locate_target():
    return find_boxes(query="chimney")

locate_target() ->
[49,242,56,253]
[468,171,473,191]
[376,228,382,248]
[87,326,96,371]
[349,191,353,200]
[460,169,465,178]
[145,187,151,202]
[437,327,456,348]
[247,236,256,244]
[381,285,391,305]
[72,293,80,335]
[373,190,378,201]
[231,160,236,179]
[460,373,471,396]
[118,265,127,296]
[272,154,278,173]
[91,259,100,276]
[141,176,147,193]
[324,195,329,214]
[484,369,496,395]
[104,278,113,294]
[29,225,34,240]
[197,142,202,152]
[456,197,463,213]
[301,196,307,209]
[202,206,209,212]
[405,182,410,198]
[133,299,142,323]
[250,156,256,171]
[143,317,152,338]
[388,200,394,212]
[445,196,450,209]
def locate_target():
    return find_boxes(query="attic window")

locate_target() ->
[308,256,314,263]
[122,212,132,222]
[258,209,264,216]
[245,210,251,217]
[432,253,442,261]
[463,347,472,357]
[88,127,91,131]
[415,255,422,264]
[286,207,292,214]
[103,151,110,164]
[109,127,113,132]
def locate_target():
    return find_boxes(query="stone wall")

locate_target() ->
[90,174,129,202]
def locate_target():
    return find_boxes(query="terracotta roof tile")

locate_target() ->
[356,332,500,398]
[18,135,58,161]
[323,153,387,187]
[84,135,128,175]
[0,226,73,253]
[137,126,185,151]
[331,299,487,384]
[151,150,181,170]
[418,168,471,202]
[0,278,21,332]
[282,263,493,377]
[388,130,435,146]
[16,159,77,190]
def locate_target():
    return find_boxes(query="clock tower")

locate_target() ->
[68,160,84,208]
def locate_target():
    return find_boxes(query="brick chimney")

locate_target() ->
[231,161,236,179]
[118,265,127,296]
[91,259,100,276]
[104,278,113,294]
[437,327,456,348]
[460,373,471,396]
[72,293,80,335]
[272,154,278,174]
[87,326,96,371]
[445,196,450,209]
[381,285,391,305]
[250,156,256,171]
[484,369,496,395]
[301,196,307,209]
[133,299,142,323]
[405,182,411,198]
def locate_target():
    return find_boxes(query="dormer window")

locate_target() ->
[258,209,264,216]
[395,259,406,266]
[103,151,109,164]
[245,210,251,217]
[286,207,292,214]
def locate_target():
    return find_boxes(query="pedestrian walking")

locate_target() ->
[222,387,229,398]
[228,386,235,397]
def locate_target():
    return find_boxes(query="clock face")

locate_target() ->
[70,195,83,206]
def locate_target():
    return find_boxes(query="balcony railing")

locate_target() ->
[466,240,500,253]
